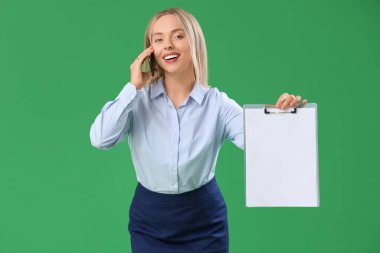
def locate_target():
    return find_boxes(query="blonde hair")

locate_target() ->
[142,7,210,88]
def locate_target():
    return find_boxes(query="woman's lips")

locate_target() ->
[164,55,180,64]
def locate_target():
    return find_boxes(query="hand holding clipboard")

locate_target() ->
[275,92,308,109]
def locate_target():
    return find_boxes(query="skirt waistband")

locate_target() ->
[134,176,220,207]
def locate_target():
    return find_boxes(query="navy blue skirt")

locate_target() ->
[128,176,229,253]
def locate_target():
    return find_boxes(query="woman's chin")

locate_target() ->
[163,67,182,75]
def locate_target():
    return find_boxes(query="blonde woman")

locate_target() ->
[90,7,307,253]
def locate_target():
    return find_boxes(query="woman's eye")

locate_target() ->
[154,35,182,43]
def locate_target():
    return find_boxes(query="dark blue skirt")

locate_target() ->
[128,176,229,253]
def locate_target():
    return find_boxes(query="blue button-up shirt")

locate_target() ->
[90,76,244,194]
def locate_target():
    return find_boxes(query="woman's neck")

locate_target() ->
[163,72,196,99]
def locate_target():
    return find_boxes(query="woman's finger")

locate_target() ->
[289,95,301,107]
[281,95,295,109]
[276,93,289,108]
[134,46,154,63]
[294,99,307,108]
[138,49,154,63]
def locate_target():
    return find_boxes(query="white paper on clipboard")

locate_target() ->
[244,103,319,207]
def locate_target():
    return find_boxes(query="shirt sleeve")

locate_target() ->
[90,82,142,150]
[220,91,244,150]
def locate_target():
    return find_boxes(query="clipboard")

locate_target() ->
[243,103,319,207]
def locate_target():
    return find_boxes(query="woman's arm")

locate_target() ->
[220,90,308,151]
[220,92,244,150]
[89,82,141,150]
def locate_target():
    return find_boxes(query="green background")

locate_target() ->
[1,0,379,252]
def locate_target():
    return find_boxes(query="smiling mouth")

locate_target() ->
[164,54,180,63]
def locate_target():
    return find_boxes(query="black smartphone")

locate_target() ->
[149,53,155,77]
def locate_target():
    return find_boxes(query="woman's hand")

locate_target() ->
[130,45,155,90]
[275,93,307,109]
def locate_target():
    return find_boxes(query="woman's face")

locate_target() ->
[151,14,193,76]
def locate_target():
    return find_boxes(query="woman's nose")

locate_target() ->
[164,41,173,50]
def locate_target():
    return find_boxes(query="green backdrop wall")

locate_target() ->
[1,0,379,252]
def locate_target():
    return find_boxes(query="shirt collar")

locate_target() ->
[150,76,206,105]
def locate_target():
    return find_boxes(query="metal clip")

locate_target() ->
[263,104,297,114]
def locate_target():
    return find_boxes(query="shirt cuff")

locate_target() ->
[116,82,139,101]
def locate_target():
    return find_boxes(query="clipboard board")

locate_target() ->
[243,103,319,207]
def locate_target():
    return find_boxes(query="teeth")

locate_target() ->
[164,54,179,60]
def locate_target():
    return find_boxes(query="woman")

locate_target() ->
[90,7,307,253]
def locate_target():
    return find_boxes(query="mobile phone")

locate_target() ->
[149,53,155,77]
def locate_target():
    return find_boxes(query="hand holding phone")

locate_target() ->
[130,45,154,90]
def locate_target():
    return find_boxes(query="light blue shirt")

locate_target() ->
[90,76,244,194]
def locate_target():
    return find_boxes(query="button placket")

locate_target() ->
[170,106,180,192]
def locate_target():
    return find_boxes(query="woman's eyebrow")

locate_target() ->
[152,28,185,37]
